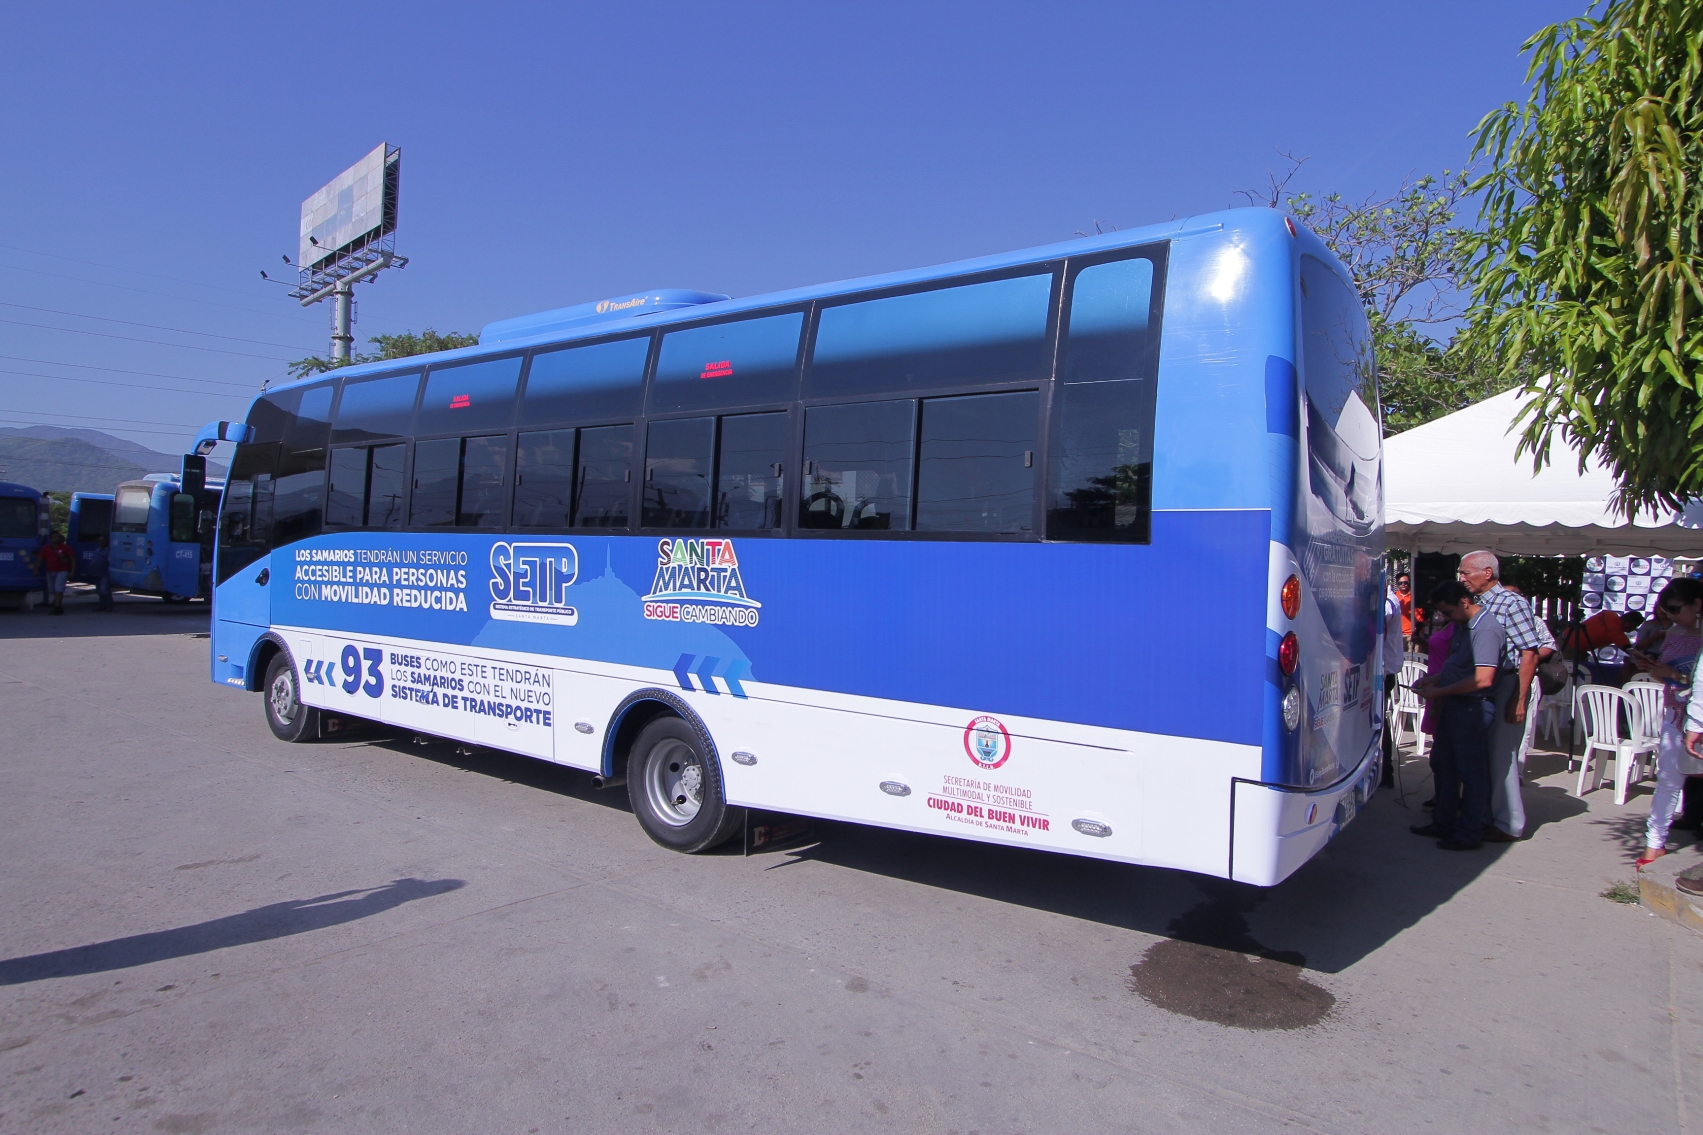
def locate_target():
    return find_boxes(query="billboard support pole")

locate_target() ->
[331,280,354,362]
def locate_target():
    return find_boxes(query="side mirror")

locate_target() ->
[198,510,215,537]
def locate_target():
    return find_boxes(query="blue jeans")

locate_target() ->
[1432,696,1494,841]
[95,575,112,609]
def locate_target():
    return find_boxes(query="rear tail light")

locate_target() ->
[1280,575,1301,620]
[1278,632,1300,676]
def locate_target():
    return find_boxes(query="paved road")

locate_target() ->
[2,591,1700,1133]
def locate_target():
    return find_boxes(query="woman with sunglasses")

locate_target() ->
[1632,578,1703,867]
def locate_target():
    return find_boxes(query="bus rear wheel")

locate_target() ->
[627,716,743,853]
[263,651,320,743]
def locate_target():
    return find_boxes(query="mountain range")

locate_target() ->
[0,426,228,495]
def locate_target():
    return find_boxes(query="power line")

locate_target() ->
[0,354,263,389]
[0,318,295,361]
[0,241,281,303]
[0,301,319,352]
[0,424,195,445]
[0,368,251,399]
[0,261,320,325]
[0,407,211,429]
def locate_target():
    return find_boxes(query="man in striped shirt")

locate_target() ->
[1458,550,1547,842]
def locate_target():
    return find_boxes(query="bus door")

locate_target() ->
[68,493,113,582]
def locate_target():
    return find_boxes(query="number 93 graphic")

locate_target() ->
[340,644,385,698]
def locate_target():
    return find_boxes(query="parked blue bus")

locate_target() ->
[208,207,1385,886]
[112,475,222,601]
[68,492,114,582]
[0,481,48,605]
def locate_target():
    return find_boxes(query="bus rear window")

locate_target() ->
[0,497,35,539]
[114,486,152,531]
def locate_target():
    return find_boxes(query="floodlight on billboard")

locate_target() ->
[299,144,400,272]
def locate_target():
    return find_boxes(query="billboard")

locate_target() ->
[299,144,400,271]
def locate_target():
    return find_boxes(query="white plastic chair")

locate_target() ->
[1537,665,1573,748]
[1572,685,1657,800]
[1620,681,1666,805]
[1386,659,1427,758]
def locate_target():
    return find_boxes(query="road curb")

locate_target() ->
[1638,848,1703,935]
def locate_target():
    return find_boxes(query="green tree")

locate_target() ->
[1469,0,1703,516]
[288,328,479,379]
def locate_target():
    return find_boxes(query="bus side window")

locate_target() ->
[572,425,633,529]
[515,429,577,529]
[1046,255,1158,543]
[325,448,368,528]
[368,444,407,529]
[642,418,714,529]
[799,400,914,531]
[522,338,647,423]
[809,273,1053,400]
[650,313,803,414]
[916,392,1037,533]
[716,412,786,531]
[411,438,461,526]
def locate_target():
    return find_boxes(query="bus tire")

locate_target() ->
[626,715,743,853]
[263,651,320,743]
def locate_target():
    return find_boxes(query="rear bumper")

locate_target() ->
[1229,736,1381,886]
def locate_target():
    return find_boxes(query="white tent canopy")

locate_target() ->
[1383,387,1703,556]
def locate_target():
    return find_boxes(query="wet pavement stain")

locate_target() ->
[1128,881,1335,1030]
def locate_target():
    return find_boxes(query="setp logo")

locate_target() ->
[489,542,579,625]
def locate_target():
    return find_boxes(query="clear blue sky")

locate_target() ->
[0,1,1583,457]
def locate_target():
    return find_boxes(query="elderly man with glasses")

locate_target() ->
[1456,550,1547,842]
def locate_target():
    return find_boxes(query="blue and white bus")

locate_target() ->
[208,207,1384,885]
[0,481,48,606]
[112,474,222,601]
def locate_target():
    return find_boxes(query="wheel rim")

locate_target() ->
[269,668,299,725]
[643,738,704,826]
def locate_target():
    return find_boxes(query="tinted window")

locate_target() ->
[76,498,112,538]
[332,372,421,443]
[523,337,648,424]
[515,429,576,528]
[417,356,522,435]
[459,436,509,527]
[799,400,914,531]
[368,444,407,529]
[169,494,197,543]
[716,412,786,531]
[643,417,714,529]
[916,392,1037,533]
[1047,256,1158,542]
[274,382,334,547]
[244,393,293,445]
[809,274,1053,399]
[411,438,461,527]
[325,448,367,528]
[0,498,36,539]
[651,312,803,413]
[216,442,276,582]
[573,425,633,528]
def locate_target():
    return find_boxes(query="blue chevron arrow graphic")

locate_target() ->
[673,653,696,692]
[720,658,749,699]
[694,655,722,695]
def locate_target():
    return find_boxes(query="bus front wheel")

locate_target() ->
[263,652,320,743]
[627,716,744,853]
